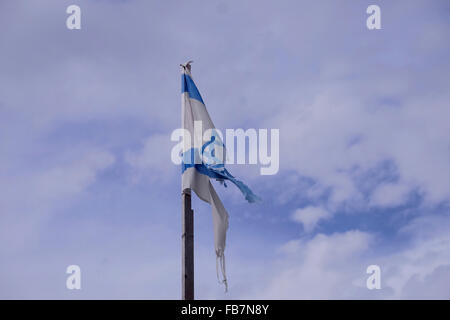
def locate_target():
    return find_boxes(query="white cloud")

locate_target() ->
[275,55,450,210]
[244,230,373,299]
[370,182,412,208]
[227,210,450,299]
[0,148,115,253]
[291,206,331,233]
[125,133,177,184]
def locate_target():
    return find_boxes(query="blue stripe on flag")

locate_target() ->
[181,74,204,104]
[182,147,261,203]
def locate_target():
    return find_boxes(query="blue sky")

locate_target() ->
[1,0,450,299]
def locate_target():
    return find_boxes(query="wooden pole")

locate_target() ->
[182,189,194,300]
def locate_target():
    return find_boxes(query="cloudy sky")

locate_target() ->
[1,0,449,299]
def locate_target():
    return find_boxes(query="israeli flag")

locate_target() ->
[180,61,259,291]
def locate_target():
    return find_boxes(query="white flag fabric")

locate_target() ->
[180,61,259,291]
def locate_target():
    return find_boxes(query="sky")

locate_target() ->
[1,0,450,299]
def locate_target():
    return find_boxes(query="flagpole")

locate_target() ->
[182,189,194,300]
